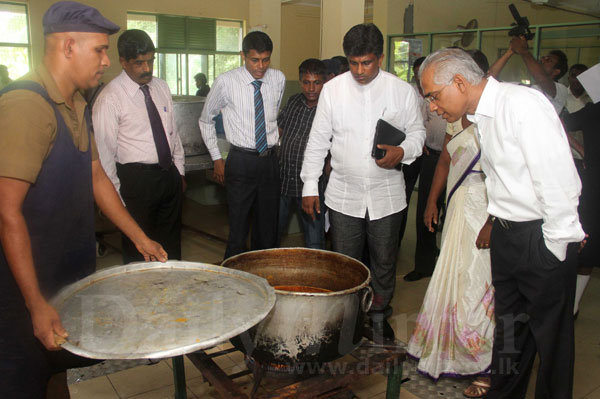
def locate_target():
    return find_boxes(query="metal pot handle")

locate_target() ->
[360,286,373,313]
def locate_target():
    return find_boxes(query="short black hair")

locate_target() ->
[194,72,207,84]
[299,58,326,79]
[549,50,568,80]
[117,29,155,61]
[332,55,349,73]
[466,49,489,74]
[413,56,426,70]
[342,23,383,58]
[569,63,588,74]
[242,31,273,55]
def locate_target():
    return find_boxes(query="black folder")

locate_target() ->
[371,119,406,170]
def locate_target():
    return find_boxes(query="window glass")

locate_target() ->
[0,3,27,43]
[217,20,242,52]
[127,14,157,46]
[0,3,30,81]
[127,13,242,95]
[215,54,241,78]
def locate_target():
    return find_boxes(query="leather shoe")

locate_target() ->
[403,270,431,282]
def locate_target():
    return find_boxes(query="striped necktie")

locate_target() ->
[252,80,267,154]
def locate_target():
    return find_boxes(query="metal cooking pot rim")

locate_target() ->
[222,247,371,297]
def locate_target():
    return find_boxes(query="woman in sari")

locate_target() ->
[407,50,495,398]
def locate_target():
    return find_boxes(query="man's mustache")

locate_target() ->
[140,72,152,78]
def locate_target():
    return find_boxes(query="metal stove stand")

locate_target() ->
[184,339,407,399]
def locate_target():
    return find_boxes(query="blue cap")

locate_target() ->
[43,1,120,35]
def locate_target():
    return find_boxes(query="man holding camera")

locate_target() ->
[489,36,569,114]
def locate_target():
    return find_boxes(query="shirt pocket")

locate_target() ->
[160,101,174,139]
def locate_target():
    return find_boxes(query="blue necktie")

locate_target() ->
[141,85,171,169]
[252,80,267,153]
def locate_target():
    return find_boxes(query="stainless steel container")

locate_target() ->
[222,248,372,366]
[172,95,207,156]
[50,261,275,359]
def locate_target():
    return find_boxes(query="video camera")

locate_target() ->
[508,3,535,40]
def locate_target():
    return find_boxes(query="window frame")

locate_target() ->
[0,1,32,76]
[127,12,243,95]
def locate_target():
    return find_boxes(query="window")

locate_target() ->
[0,2,31,82]
[390,38,423,83]
[127,13,243,95]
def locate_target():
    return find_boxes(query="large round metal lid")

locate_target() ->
[50,261,275,359]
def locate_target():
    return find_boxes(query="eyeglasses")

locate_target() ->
[424,85,449,105]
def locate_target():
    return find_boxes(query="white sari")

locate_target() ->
[407,124,495,379]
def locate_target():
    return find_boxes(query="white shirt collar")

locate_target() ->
[118,70,154,98]
[471,76,499,122]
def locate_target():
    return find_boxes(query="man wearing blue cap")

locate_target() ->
[0,2,167,398]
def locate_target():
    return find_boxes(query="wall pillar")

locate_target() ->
[320,0,365,59]
[373,0,389,59]
[248,0,282,68]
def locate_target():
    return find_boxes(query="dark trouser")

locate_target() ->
[329,209,403,321]
[224,148,280,260]
[278,191,325,249]
[0,302,100,398]
[117,163,183,263]
[488,219,577,399]
[414,148,442,275]
[578,165,599,268]
[398,156,421,247]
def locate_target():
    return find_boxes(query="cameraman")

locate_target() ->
[489,36,568,114]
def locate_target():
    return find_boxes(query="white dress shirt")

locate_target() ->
[469,77,584,261]
[198,66,285,160]
[301,70,426,221]
[92,71,185,193]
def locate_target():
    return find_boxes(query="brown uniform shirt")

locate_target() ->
[0,64,99,184]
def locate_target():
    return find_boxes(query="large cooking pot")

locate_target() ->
[222,248,372,366]
[172,95,207,156]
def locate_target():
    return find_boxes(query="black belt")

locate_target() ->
[119,162,173,170]
[426,146,442,156]
[495,217,542,230]
[230,145,278,157]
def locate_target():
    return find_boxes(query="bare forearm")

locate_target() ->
[567,133,585,157]
[521,52,556,97]
[426,137,452,206]
[0,211,45,309]
[488,48,513,78]
[427,156,449,207]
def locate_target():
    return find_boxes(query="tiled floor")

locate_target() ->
[69,189,600,398]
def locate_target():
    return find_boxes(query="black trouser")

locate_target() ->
[398,156,421,247]
[488,219,577,399]
[224,147,280,260]
[414,148,442,275]
[117,163,183,263]
[578,165,599,268]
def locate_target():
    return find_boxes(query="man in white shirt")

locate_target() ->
[199,32,285,259]
[93,29,185,263]
[420,48,584,399]
[488,37,568,114]
[301,23,425,342]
